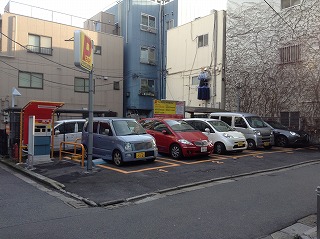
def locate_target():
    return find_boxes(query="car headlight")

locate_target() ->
[178,139,193,145]
[151,139,157,148]
[124,142,133,151]
[223,133,234,138]
[254,130,261,136]
[290,131,300,137]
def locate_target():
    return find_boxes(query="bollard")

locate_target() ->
[317,187,320,239]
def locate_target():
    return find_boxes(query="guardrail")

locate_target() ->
[59,141,85,167]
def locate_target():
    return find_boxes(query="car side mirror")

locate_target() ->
[205,128,210,133]
[104,129,110,135]
[162,129,168,134]
[55,130,60,135]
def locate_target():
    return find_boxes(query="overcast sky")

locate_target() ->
[0,0,118,18]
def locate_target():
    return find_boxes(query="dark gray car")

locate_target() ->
[264,120,309,147]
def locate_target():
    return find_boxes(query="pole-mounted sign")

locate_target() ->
[74,30,94,172]
[74,30,93,71]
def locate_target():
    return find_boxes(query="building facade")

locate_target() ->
[0,10,124,130]
[105,0,223,118]
[165,11,226,116]
[225,0,320,134]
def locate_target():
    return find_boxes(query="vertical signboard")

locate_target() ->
[74,30,94,71]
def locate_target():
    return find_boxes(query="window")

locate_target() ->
[114,81,120,90]
[140,46,156,65]
[166,19,174,30]
[281,0,300,9]
[27,34,52,55]
[192,76,198,85]
[141,13,156,33]
[220,116,232,126]
[74,77,94,93]
[234,117,247,128]
[198,34,208,48]
[140,79,155,97]
[18,71,43,89]
[94,45,101,55]
[94,21,101,32]
[99,122,113,136]
[279,44,301,64]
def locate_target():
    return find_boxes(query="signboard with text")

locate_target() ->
[74,30,94,71]
[153,100,185,119]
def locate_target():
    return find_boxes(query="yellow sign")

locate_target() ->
[153,100,185,118]
[74,30,93,71]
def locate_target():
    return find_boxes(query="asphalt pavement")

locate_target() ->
[1,146,320,238]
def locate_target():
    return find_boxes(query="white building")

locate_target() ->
[166,10,226,116]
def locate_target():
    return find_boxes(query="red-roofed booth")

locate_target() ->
[20,101,64,164]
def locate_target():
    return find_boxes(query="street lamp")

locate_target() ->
[12,87,21,107]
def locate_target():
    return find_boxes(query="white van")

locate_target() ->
[184,118,247,154]
[53,119,86,150]
[209,112,274,150]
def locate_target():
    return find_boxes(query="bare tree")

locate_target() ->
[225,0,320,129]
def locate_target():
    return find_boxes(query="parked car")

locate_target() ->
[81,117,158,166]
[53,119,86,150]
[264,120,310,147]
[139,118,214,159]
[209,112,274,150]
[183,118,247,154]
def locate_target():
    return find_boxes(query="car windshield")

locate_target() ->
[266,121,288,130]
[112,120,146,136]
[245,116,268,128]
[208,120,234,132]
[165,119,196,132]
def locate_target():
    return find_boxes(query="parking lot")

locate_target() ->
[32,146,320,205]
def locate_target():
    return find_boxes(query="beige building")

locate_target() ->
[166,10,226,116]
[0,11,123,129]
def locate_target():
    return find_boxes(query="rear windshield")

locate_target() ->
[112,120,147,136]
[245,116,268,128]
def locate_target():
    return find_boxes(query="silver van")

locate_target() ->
[53,119,86,150]
[81,117,158,166]
[209,112,274,150]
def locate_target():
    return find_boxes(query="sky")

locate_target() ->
[0,0,227,21]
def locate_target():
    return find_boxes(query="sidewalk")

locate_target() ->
[260,214,317,239]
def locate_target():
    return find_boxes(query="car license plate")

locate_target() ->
[136,152,145,158]
[238,142,244,147]
[201,147,207,152]
[263,142,270,146]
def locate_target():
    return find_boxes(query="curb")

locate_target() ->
[0,158,65,190]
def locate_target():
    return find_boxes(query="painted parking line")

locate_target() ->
[96,148,299,174]
[97,157,180,174]
[160,155,229,165]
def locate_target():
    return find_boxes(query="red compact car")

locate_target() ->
[139,118,213,159]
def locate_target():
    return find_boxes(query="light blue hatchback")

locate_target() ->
[82,117,158,166]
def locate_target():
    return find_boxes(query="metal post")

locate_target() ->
[317,186,320,239]
[87,69,93,172]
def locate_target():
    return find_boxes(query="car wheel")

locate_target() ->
[276,136,288,147]
[214,142,226,154]
[113,150,124,166]
[247,139,256,150]
[170,144,182,159]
